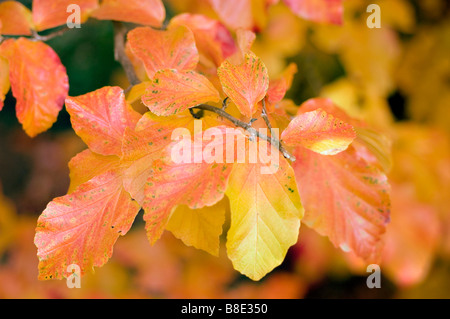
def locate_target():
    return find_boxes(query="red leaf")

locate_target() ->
[32,0,99,31]
[0,1,33,35]
[65,86,141,156]
[91,0,165,27]
[283,0,343,25]
[35,169,140,280]
[170,13,237,67]
[142,69,221,116]
[218,53,269,118]
[127,26,199,79]
[0,38,68,137]
[281,108,356,155]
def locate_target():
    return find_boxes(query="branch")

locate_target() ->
[0,27,71,44]
[113,22,141,87]
[193,104,296,162]
[261,98,275,136]
[31,27,71,41]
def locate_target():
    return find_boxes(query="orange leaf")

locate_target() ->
[291,98,390,261]
[0,1,33,35]
[266,63,298,105]
[293,143,390,262]
[208,0,253,30]
[281,108,356,155]
[218,53,269,118]
[142,69,221,116]
[169,13,237,67]
[121,113,195,205]
[283,0,343,25]
[228,29,256,65]
[122,113,225,207]
[65,86,141,156]
[127,26,199,79]
[142,126,236,244]
[35,169,140,280]
[68,149,121,193]
[32,0,99,31]
[91,0,165,27]
[0,56,9,111]
[0,38,68,137]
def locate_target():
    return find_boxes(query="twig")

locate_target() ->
[193,104,295,161]
[113,22,141,86]
[110,25,295,162]
[31,27,71,41]
[0,27,71,44]
[222,97,229,110]
[261,98,275,136]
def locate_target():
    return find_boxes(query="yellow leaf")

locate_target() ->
[166,198,228,256]
[226,138,303,280]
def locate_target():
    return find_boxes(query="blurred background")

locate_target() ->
[0,0,449,298]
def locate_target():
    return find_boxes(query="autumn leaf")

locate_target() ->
[35,86,143,280]
[127,26,199,79]
[121,112,195,205]
[236,29,256,56]
[68,149,122,193]
[142,69,221,116]
[0,1,34,35]
[218,53,269,118]
[35,169,140,280]
[291,99,390,261]
[166,198,228,256]
[383,184,441,286]
[208,0,253,30]
[0,38,68,137]
[126,81,151,104]
[227,29,256,65]
[32,0,99,31]
[0,56,9,111]
[91,0,165,27]
[0,183,16,256]
[226,138,303,281]
[142,126,238,244]
[266,63,298,105]
[283,0,343,25]
[169,14,237,67]
[65,86,141,156]
[281,108,356,155]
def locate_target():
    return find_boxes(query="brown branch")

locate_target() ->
[193,104,296,162]
[31,27,71,41]
[113,22,141,87]
[0,27,71,44]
